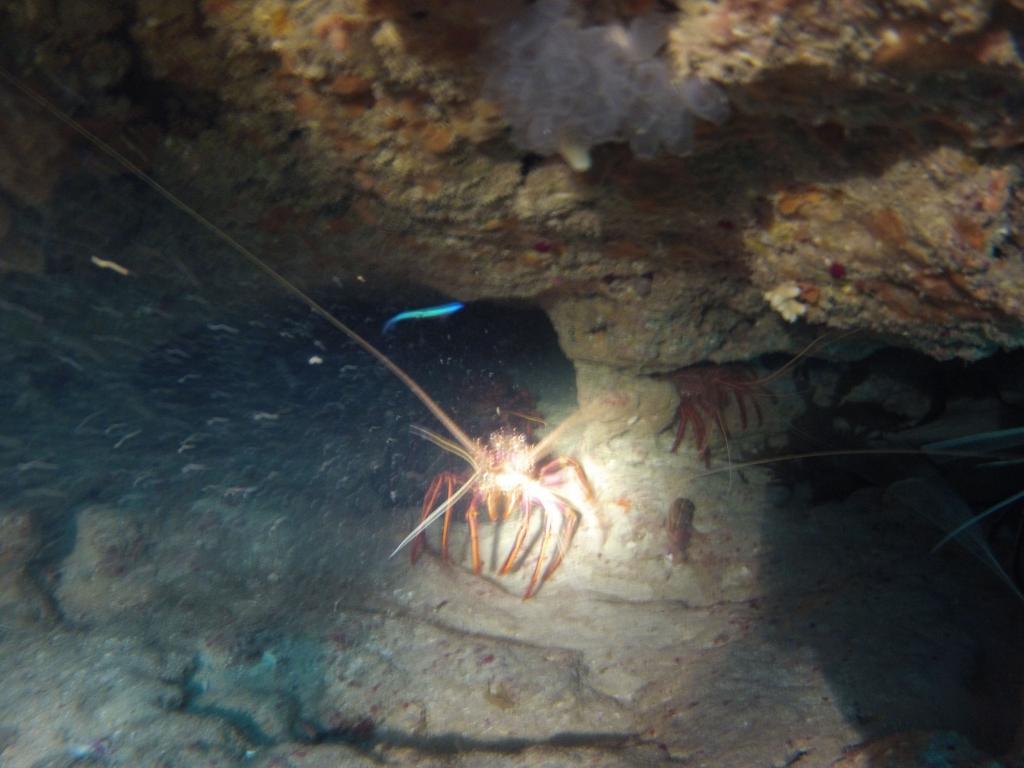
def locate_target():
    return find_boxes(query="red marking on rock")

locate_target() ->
[829,261,847,279]
[533,240,552,253]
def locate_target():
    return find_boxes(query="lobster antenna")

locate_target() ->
[0,67,477,455]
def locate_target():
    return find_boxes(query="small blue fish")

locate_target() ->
[382,301,464,334]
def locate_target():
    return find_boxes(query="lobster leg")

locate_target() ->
[412,473,457,563]
[413,474,445,563]
[499,495,533,575]
[438,475,457,561]
[540,507,578,588]
[524,506,555,599]
[466,494,482,574]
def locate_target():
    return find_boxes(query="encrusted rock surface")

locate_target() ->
[57,505,154,622]
[1,0,1022,369]
[0,509,50,624]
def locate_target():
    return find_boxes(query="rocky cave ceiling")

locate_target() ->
[1,0,1023,372]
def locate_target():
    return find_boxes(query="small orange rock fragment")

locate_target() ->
[421,123,455,154]
[776,187,824,218]
[313,14,348,50]
[339,101,371,118]
[397,98,422,119]
[313,13,343,37]
[268,6,292,36]
[519,250,548,267]
[330,74,373,97]
[952,217,986,251]
[418,177,443,196]
[864,208,907,249]
[799,283,821,305]
[972,28,1016,67]
[982,169,1010,213]
[353,171,375,191]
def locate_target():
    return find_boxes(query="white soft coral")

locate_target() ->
[483,1,728,170]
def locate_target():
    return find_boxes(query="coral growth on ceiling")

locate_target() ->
[1,0,1023,369]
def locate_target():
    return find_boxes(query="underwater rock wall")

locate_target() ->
[1,0,1023,368]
